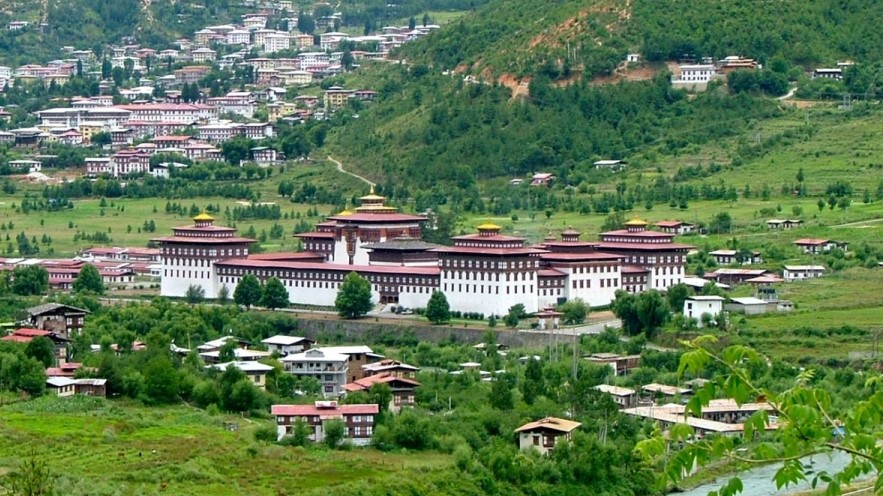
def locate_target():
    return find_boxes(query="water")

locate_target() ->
[676,451,858,495]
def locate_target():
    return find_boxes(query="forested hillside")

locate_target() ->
[401,0,883,78]
[328,65,781,201]
[0,0,246,64]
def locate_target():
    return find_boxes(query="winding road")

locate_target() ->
[327,155,375,187]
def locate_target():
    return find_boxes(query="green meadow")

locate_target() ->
[0,396,452,496]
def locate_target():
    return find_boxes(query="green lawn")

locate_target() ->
[0,396,451,496]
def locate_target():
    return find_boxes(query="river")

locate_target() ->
[676,451,863,495]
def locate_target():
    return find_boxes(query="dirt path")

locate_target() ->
[327,155,375,187]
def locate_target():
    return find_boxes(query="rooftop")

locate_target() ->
[515,416,582,434]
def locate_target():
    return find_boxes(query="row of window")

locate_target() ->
[442,271,534,282]
[441,258,537,270]
[164,246,244,256]
[626,255,684,264]
[442,283,534,295]
[165,269,210,278]
[604,237,671,244]
[572,278,618,289]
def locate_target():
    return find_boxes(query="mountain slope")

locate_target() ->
[400,0,883,80]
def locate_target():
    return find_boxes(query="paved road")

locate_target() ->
[777,85,798,100]
[327,155,375,187]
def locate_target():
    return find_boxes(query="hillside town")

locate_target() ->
[0,0,880,495]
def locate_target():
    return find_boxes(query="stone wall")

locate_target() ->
[295,317,557,348]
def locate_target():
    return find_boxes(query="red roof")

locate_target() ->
[271,403,379,416]
[11,328,51,337]
[621,265,651,274]
[294,232,335,238]
[215,259,441,276]
[655,221,689,227]
[540,252,623,262]
[151,236,256,244]
[538,269,567,277]
[246,252,324,261]
[600,229,674,238]
[597,242,693,252]
[431,246,546,256]
[1,335,31,343]
[327,213,425,223]
[794,238,829,245]
[451,233,525,242]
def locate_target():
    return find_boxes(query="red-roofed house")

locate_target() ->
[272,401,379,445]
[344,373,420,412]
[2,328,70,365]
[655,220,695,235]
[794,238,847,254]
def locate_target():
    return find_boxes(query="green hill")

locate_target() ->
[400,0,883,78]
[327,0,883,205]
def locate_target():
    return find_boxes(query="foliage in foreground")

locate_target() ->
[636,336,883,495]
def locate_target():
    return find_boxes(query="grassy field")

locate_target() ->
[0,396,451,496]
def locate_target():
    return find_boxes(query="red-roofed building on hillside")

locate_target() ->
[597,219,693,291]
[272,401,379,444]
[2,328,70,365]
[344,374,420,412]
[655,220,696,235]
[114,103,216,123]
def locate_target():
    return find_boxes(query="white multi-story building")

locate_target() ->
[114,104,217,124]
[673,64,717,85]
[227,29,251,45]
[192,47,217,63]
[264,32,290,53]
[280,348,349,397]
[156,191,692,316]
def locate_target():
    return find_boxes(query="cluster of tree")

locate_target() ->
[43,176,257,202]
[231,274,289,310]
[331,66,778,197]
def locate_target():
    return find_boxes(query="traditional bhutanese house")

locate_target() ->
[705,268,768,285]
[594,384,638,408]
[584,353,641,376]
[515,417,581,455]
[343,373,420,412]
[209,361,274,390]
[271,401,379,445]
[783,265,825,282]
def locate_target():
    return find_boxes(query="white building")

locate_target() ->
[683,295,724,326]
[281,348,349,397]
[264,32,290,53]
[672,64,717,89]
[227,29,251,45]
[783,265,825,282]
[261,335,314,356]
[515,417,581,455]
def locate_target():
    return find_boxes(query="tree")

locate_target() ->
[817,198,826,212]
[425,291,451,324]
[72,264,105,295]
[638,336,883,495]
[323,419,346,448]
[290,417,311,446]
[520,357,545,405]
[11,265,49,296]
[217,284,230,305]
[5,449,55,496]
[422,13,430,26]
[504,304,527,328]
[666,283,691,314]
[612,290,642,335]
[709,212,733,234]
[234,274,263,309]
[408,16,416,30]
[91,131,111,146]
[297,11,315,34]
[260,277,289,310]
[489,377,514,410]
[143,355,179,404]
[227,379,261,412]
[335,272,372,319]
[558,298,589,325]
[218,340,237,363]
[185,284,205,304]
[636,290,671,339]
[25,337,56,368]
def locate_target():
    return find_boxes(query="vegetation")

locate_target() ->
[335,272,373,319]
[233,274,262,310]
[72,265,105,295]
[425,291,451,324]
